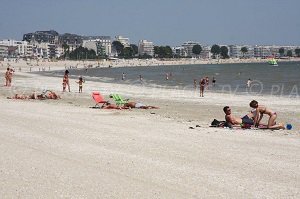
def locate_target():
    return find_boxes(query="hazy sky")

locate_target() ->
[0,0,299,46]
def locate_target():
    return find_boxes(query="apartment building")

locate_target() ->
[0,45,8,60]
[82,36,112,56]
[254,46,272,58]
[181,41,201,57]
[115,35,130,47]
[138,40,154,56]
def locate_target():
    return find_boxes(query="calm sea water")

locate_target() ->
[50,61,300,97]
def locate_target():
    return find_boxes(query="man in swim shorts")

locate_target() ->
[223,106,254,126]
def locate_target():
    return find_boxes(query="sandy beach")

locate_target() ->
[0,61,300,198]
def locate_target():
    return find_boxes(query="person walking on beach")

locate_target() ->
[249,100,285,129]
[62,70,70,92]
[200,78,206,97]
[75,76,85,93]
[5,68,10,86]
[6,68,14,87]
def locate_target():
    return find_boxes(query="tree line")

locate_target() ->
[61,42,300,60]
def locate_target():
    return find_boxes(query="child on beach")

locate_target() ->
[75,76,85,93]
[249,100,285,129]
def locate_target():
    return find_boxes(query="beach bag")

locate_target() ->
[211,119,226,127]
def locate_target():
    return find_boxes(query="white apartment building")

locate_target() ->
[200,46,211,59]
[0,44,8,59]
[181,41,201,57]
[82,39,112,56]
[0,39,34,58]
[254,46,272,58]
[115,35,130,47]
[138,40,154,56]
[172,46,187,57]
[228,45,242,58]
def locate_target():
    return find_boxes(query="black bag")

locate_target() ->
[211,119,232,128]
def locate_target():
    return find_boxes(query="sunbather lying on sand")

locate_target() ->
[223,106,254,127]
[101,102,129,110]
[7,90,60,100]
[123,102,159,109]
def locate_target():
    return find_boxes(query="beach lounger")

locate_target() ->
[109,94,129,106]
[92,91,108,108]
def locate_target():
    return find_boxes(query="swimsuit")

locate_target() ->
[135,102,144,108]
[241,115,254,125]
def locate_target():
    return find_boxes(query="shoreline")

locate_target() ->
[1,57,300,72]
[0,64,300,197]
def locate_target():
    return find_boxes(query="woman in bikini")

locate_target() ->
[62,70,70,92]
[249,100,285,129]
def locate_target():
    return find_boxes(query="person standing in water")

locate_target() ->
[212,77,216,87]
[194,79,197,90]
[122,72,126,81]
[200,78,206,97]
[247,78,252,88]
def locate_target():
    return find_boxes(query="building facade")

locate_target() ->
[138,40,154,56]
[115,35,130,47]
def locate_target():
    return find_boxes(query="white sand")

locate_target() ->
[0,63,300,198]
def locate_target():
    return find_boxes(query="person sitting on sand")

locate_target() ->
[249,100,285,129]
[123,102,159,109]
[223,106,254,126]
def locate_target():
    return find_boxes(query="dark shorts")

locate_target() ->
[241,115,254,125]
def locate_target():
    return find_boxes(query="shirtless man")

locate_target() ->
[249,100,285,129]
[223,106,254,126]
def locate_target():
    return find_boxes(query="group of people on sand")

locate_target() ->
[62,70,85,93]
[7,90,60,100]
[223,100,285,129]
[4,67,14,86]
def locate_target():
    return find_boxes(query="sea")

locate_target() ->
[48,61,300,97]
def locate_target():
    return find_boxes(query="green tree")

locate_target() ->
[241,47,248,58]
[287,50,293,57]
[130,44,138,56]
[62,43,70,58]
[211,44,220,58]
[295,48,300,57]
[279,48,285,57]
[112,41,124,55]
[220,46,229,59]
[192,44,202,57]
[154,46,173,58]
[121,47,134,59]
[68,46,96,60]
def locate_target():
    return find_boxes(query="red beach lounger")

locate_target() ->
[92,91,108,108]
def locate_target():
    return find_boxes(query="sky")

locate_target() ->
[0,0,299,46]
